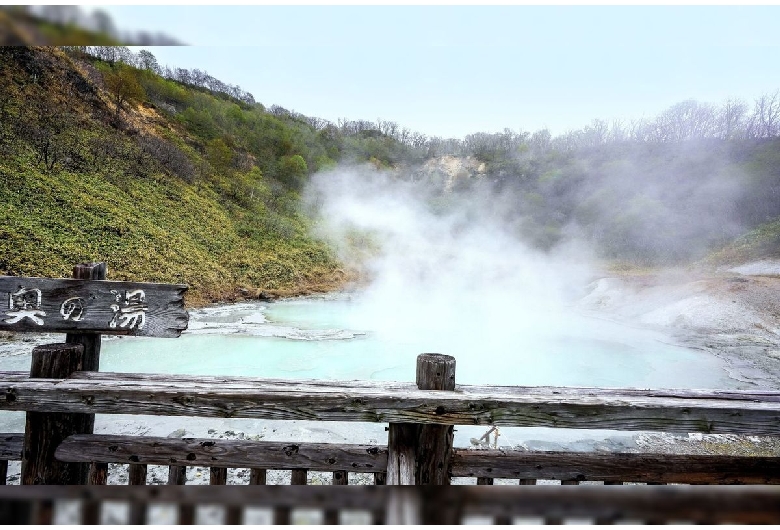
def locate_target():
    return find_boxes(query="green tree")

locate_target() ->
[278,154,308,189]
[206,137,233,174]
[104,64,145,125]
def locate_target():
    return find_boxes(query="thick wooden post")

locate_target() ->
[21,343,88,485]
[415,353,456,485]
[386,353,456,485]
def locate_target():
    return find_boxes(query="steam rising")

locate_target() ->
[304,167,596,375]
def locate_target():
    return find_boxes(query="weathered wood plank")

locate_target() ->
[0,433,22,460]
[0,485,388,511]
[6,374,780,434]
[0,275,187,337]
[1,485,776,523]
[67,370,780,403]
[458,486,780,523]
[332,470,348,485]
[452,450,780,484]
[55,435,388,472]
[0,460,7,486]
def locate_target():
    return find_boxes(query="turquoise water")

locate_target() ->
[94,294,737,389]
[0,293,744,447]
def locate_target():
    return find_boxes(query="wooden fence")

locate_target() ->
[1,263,780,523]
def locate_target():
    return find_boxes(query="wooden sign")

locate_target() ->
[0,276,188,337]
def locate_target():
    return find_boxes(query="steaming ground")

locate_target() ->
[577,267,780,387]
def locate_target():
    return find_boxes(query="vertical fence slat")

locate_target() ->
[21,343,88,485]
[128,501,147,525]
[519,479,537,485]
[168,465,187,485]
[32,500,53,525]
[373,472,386,485]
[88,462,108,485]
[290,469,307,485]
[210,467,228,485]
[0,460,7,486]
[332,470,348,485]
[273,506,291,525]
[178,504,196,525]
[128,464,147,485]
[477,477,494,485]
[323,509,339,525]
[82,499,102,525]
[226,506,243,525]
[249,468,267,485]
[561,480,579,485]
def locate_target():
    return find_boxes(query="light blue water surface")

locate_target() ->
[0,294,745,448]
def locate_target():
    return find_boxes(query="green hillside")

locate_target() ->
[0,47,374,305]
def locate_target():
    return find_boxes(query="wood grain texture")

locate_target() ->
[386,424,417,485]
[5,372,780,434]
[0,276,187,337]
[414,353,456,486]
[452,450,780,484]
[21,343,89,485]
[55,435,388,472]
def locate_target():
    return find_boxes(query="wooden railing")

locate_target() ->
[1,347,780,523]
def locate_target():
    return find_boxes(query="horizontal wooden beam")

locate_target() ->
[3,372,780,433]
[55,435,387,472]
[0,276,187,337]
[54,434,780,486]
[453,486,780,524]
[452,449,780,484]
[0,485,779,524]
[0,433,22,460]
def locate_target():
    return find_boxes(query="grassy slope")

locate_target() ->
[0,48,345,306]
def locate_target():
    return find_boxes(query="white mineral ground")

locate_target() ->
[2,262,780,488]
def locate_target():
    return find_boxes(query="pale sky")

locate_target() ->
[91,5,780,140]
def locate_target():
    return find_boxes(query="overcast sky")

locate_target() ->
[92,4,780,140]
